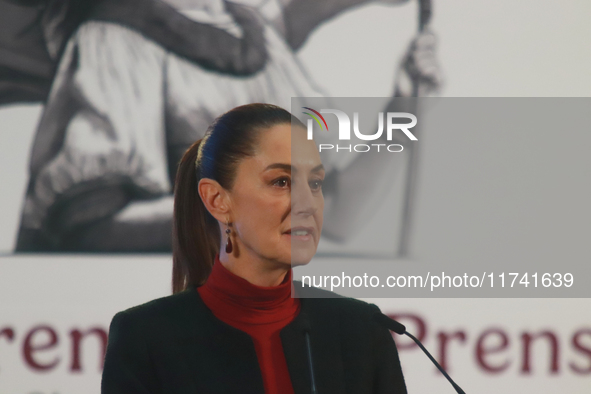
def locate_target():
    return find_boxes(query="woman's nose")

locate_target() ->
[291,180,317,217]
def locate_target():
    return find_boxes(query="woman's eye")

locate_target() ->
[309,179,324,191]
[273,177,290,188]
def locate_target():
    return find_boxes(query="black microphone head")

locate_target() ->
[372,311,406,335]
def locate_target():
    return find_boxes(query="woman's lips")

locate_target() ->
[284,226,314,242]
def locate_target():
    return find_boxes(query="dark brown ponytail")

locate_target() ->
[171,103,305,293]
[172,138,218,293]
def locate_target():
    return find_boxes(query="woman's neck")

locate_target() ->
[218,251,290,287]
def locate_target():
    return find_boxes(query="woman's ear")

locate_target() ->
[198,178,231,222]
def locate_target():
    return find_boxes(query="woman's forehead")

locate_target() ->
[252,124,322,170]
[255,124,292,155]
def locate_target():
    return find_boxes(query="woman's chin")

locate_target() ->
[289,248,317,267]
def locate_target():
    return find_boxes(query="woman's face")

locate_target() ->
[228,123,325,268]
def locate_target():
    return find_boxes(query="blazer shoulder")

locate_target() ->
[295,280,382,322]
[110,288,197,328]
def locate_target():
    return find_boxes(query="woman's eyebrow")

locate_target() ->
[264,163,291,172]
[311,164,325,173]
[264,163,325,174]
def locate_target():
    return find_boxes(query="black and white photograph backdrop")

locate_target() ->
[1,0,590,393]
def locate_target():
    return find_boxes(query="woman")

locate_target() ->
[101,103,407,394]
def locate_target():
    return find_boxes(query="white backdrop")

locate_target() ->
[1,1,591,393]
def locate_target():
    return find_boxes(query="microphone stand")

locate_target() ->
[300,313,319,394]
[373,312,467,394]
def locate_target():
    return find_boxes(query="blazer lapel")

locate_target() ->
[185,288,266,394]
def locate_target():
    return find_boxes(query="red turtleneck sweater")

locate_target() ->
[197,255,301,394]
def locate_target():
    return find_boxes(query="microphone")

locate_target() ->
[373,312,467,394]
[299,312,318,394]
[373,311,406,335]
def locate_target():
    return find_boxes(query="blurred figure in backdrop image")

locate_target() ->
[100,103,407,394]
[0,0,440,253]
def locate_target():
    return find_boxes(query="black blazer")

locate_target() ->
[101,282,407,394]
